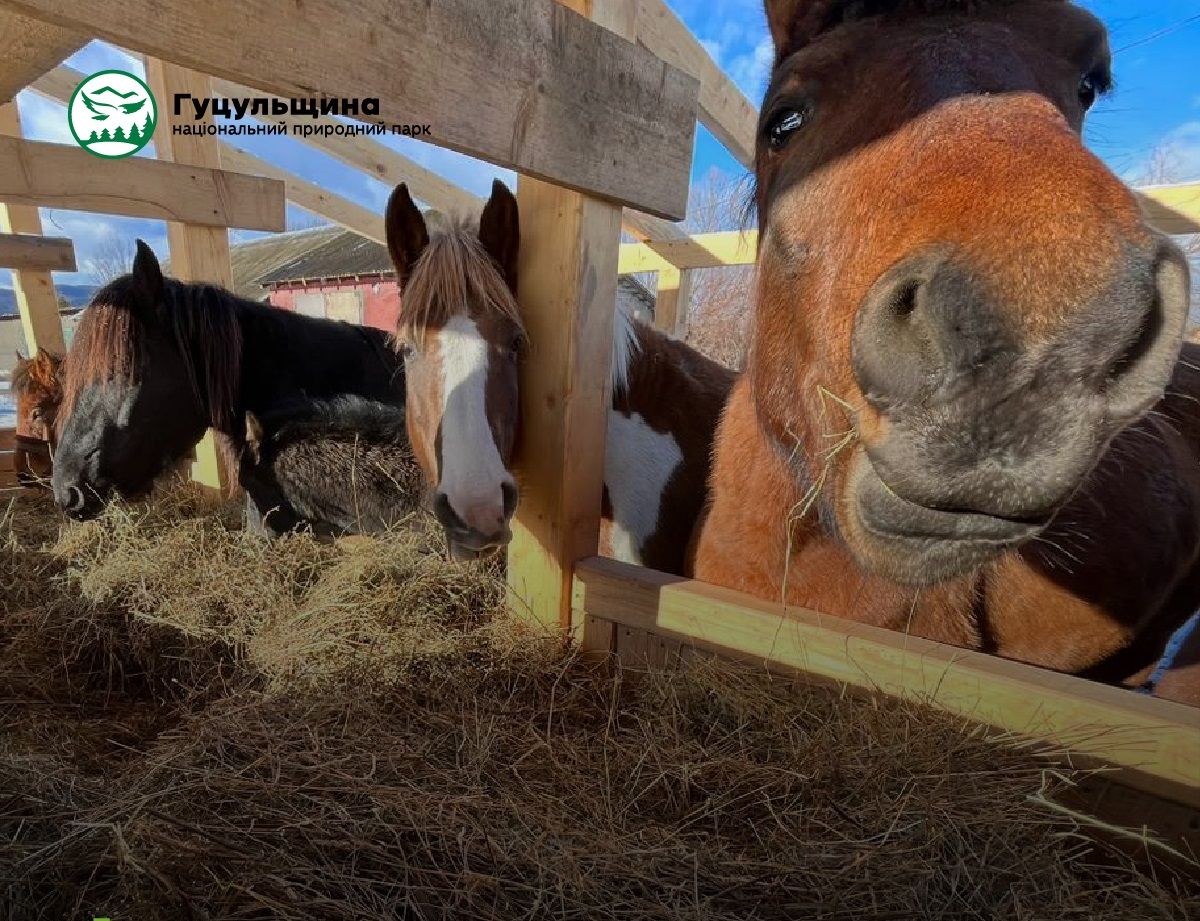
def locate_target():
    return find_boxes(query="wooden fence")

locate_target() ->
[0,0,1196,858]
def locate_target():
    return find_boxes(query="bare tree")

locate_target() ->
[677,169,757,370]
[87,232,137,284]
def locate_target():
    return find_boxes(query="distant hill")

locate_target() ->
[0,284,97,316]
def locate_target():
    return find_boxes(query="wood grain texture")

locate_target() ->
[634,0,757,166]
[221,146,386,243]
[573,556,1200,807]
[619,229,759,273]
[0,135,286,231]
[0,103,65,354]
[0,8,85,103]
[506,181,621,631]
[4,0,698,218]
[0,232,75,271]
[145,59,234,492]
[31,66,385,243]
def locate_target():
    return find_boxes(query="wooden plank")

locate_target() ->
[572,557,1200,807]
[619,229,759,274]
[29,66,386,244]
[506,0,626,632]
[634,0,757,167]
[0,135,286,231]
[4,0,698,219]
[507,181,621,631]
[0,232,74,271]
[653,265,693,337]
[0,103,65,355]
[0,8,85,103]
[36,62,687,258]
[145,59,232,492]
[1138,184,1200,236]
[221,146,385,243]
[0,450,15,473]
[0,429,15,450]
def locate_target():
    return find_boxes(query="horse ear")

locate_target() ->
[479,179,519,292]
[244,412,264,462]
[764,0,844,57]
[130,239,165,314]
[385,183,429,291]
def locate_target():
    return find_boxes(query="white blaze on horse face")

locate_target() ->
[436,314,514,537]
[604,409,683,565]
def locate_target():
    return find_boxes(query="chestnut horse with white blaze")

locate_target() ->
[384,180,734,574]
[694,0,1198,693]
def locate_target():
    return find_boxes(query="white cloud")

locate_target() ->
[725,36,774,101]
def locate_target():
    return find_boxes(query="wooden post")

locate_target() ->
[654,266,694,338]
[145,59,232,491]
[507,181,621,634]
[504,0,631,635]
[0,102,66,356]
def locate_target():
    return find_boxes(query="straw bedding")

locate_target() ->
[1,483,1196,920]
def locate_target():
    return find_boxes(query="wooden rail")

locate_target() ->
[0,135,286,230]
[0,231,74,271]
[3,0,699,219]
[573,557,1200,810]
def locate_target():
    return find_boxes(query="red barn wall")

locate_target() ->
[266,275,401,333]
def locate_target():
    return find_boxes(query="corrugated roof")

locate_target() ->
[230,225,657,322]
[165,225,345,300]
[256,228,395,286]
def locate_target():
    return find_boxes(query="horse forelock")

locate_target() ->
[398,219,523,348]
[59,276,244,433]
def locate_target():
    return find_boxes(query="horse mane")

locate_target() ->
[60,274,244,432]
[398,218,523,344]
[11,350,63,400]
[256,395,409,447]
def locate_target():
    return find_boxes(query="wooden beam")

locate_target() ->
[634,0,757,167]
[145,59,233,492]
[29,66,385,243]
[619,229,758,274]
[220,146,385,243]
[1138,184,1200,236]
[0,8,84,103]
[0,232,74,271]
[3,0,698,219]
[652,265,693,337]
[508,0,624,632]
[0,103,64,354]
[0,135,286,230]
[573,557,1200,807]
[508,182,621,632]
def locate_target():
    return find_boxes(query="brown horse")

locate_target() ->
[694,0,1197,694]
[11,349,64,486]
[384,180,735,573]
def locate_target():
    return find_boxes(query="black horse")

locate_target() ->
[53,241,407,520]
[240,395,423,537]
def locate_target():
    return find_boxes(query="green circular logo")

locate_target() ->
[68,69,157,159]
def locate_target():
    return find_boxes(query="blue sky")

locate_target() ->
[6,0,1199,288]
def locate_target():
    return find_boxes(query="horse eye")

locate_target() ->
[765,106,810,150]
[30,408,42,422]
[509,335,522,357]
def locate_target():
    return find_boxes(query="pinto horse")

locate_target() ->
[694,0,1197,691]
[383,180,735,573]
[53,242,406,519]
[11,349,63,485]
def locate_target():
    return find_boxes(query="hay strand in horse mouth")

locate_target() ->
[1,485,1195,919]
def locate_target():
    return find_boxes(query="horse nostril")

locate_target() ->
[63,485,86,513]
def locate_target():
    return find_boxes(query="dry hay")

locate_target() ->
[1,483,1197,920]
